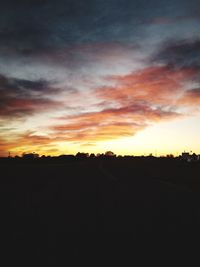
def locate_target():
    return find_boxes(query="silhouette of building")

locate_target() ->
[181,152,199,162]
[181,152,190,161]
[22,152,39,159]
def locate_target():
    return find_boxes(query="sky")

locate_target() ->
[0,0,200,156]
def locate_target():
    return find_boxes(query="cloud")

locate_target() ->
[0,131,61,156]
[146,14,200,25]
[178,88,200,105]
[152,40,200,70]
[10,78,54,92]
[51,103,180,142]
[96,66,197,106]
[0,138,15,156]
[0,74,62,118]
[149,39,200,107]
[1,0,197,58]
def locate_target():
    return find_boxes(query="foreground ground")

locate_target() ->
[1,157,200,266]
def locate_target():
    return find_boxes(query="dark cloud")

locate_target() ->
[0,74,61,118]
[186,88,200,97]
[0,74,57,96]
[152,40,200,69]
[0,0,198,57]
[178,88,200,105]
[13,79,46,90]
[0,97,60,118]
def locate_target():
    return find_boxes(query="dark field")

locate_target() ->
[1,157,200,266]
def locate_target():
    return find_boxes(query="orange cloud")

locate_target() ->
[51,104,180,143]
[97,66,197,106]
[0,132,61,156]
[0,138,17,157]
[49,65,198,144]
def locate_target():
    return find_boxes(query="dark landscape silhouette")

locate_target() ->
[1,152,200,265]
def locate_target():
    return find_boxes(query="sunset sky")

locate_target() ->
[0,0,200,156]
